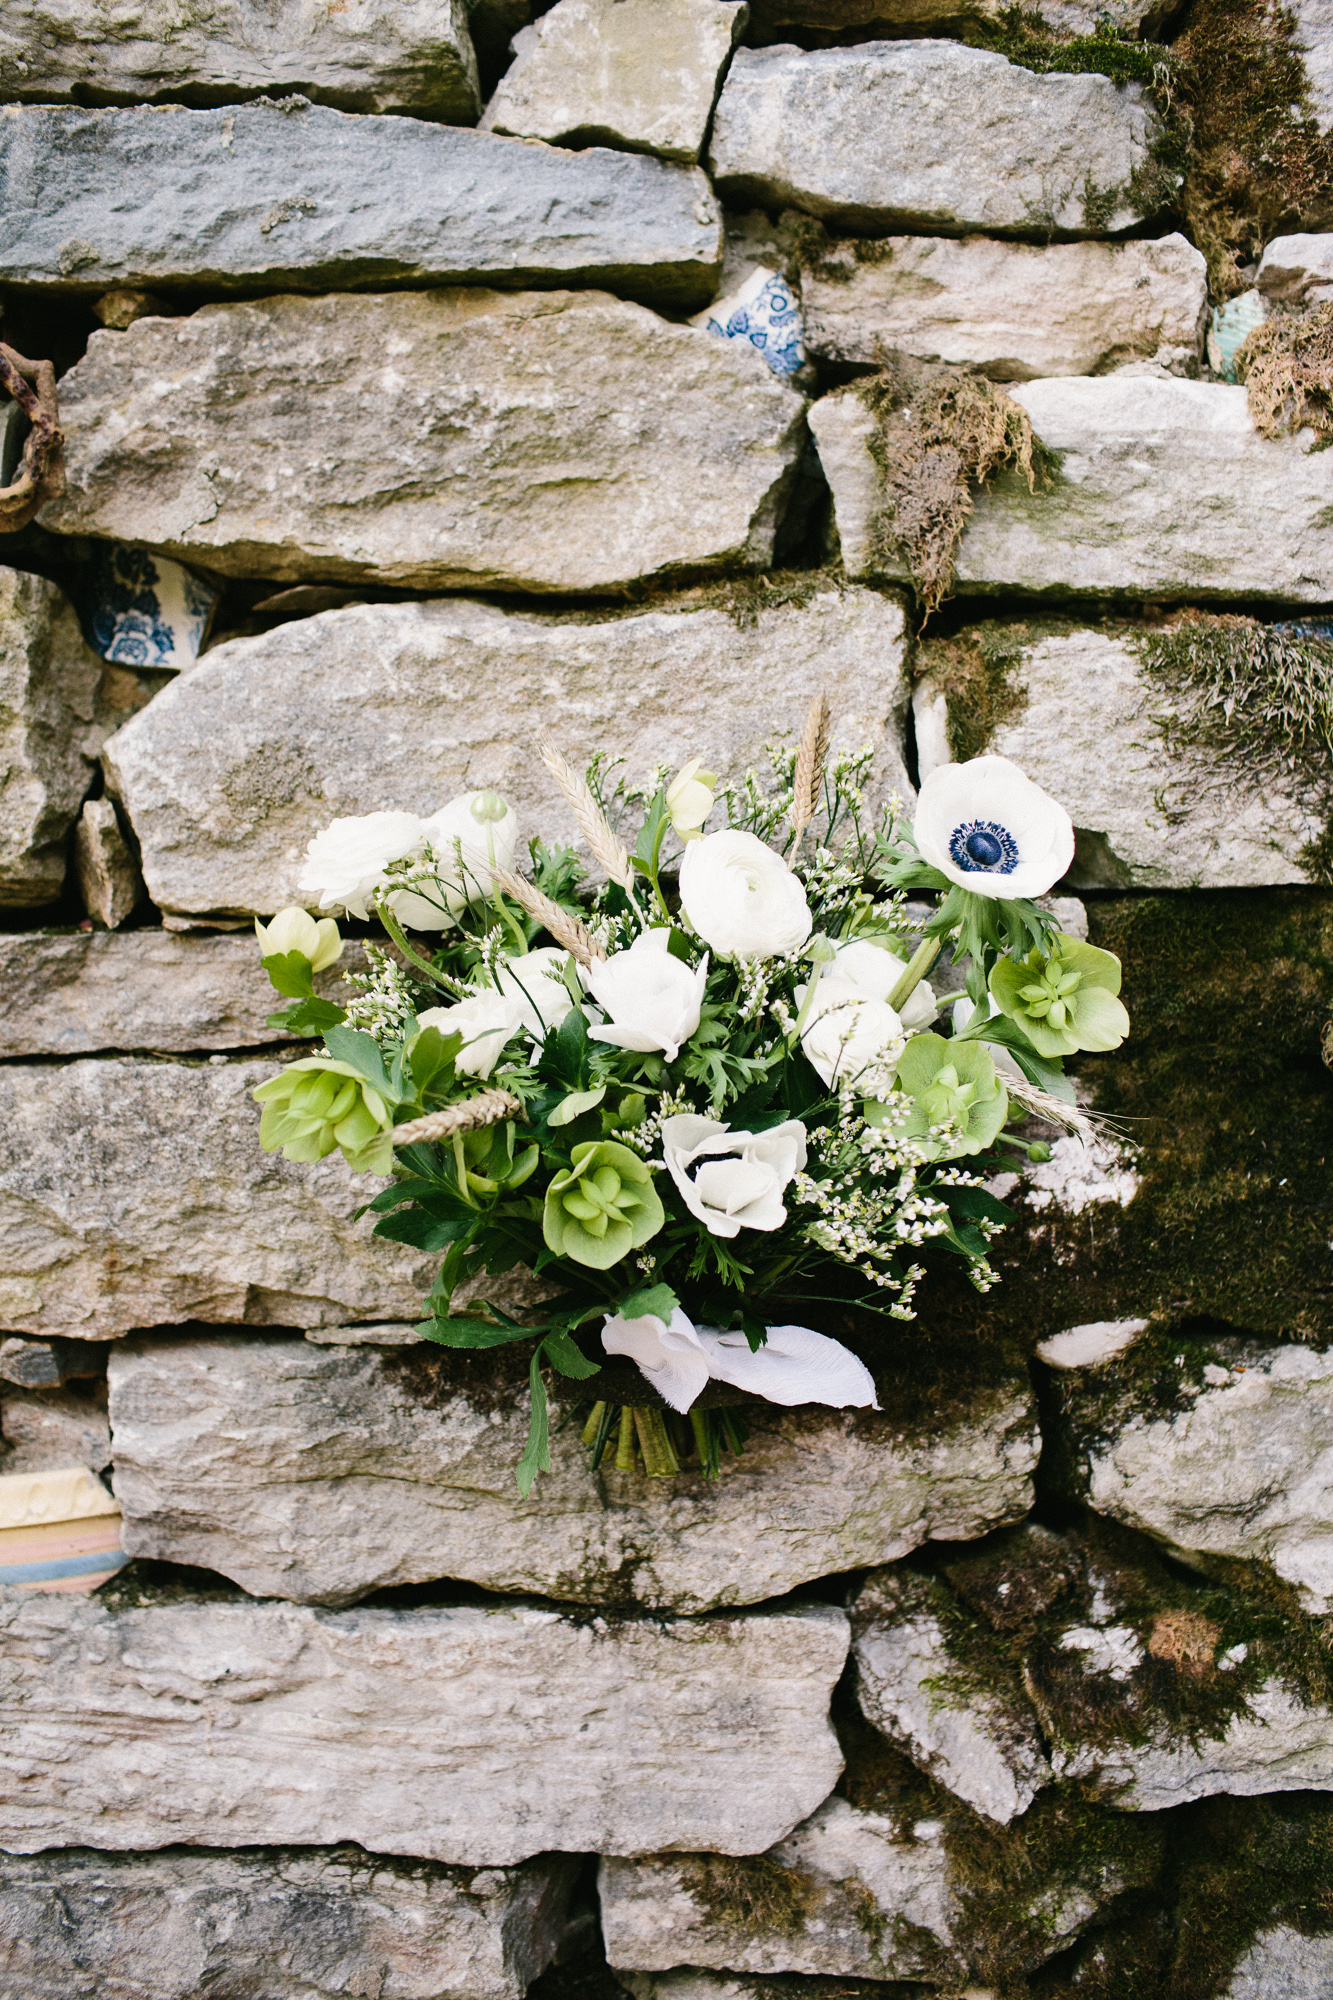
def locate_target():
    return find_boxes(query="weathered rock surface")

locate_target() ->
[747,0,1167,34]
[0,1845,577,2000]
[101,585,909,919]
[852,1533,1333,1819]
[914,619,1322,889]
[107,1332,1038,1610]
[1054,1340,1333,1615]
[1,1384,110,1473]
[0,0,481,119]
[73,795,141,927]
[0,929,358,1057]
[709,41,1168,235]
[0,1587,848,1861]
[600,1796,955,1978]
[0,569,104,908]
[852,1569,1052,1824]
[1294,0,1333,132]
[0,1059,433,1336]
[482,0,744,162]
[1257,230,1333,303]
[801,234,1207,379]
[1224,1926,1333,1998]
[811,375,1333,603]
[43,290,800,595]
[0,102,721,308]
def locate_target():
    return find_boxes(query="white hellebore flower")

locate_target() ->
[601,1305,878,1413]
[661,1113,806,1239]
[391,789,521,931]
[678,829,812,958]
[826,937,938,1033]
[665,759,717,840]
[796,973,906,1092]
[298,810,425,920]
[254,906,343,972]
[914,755,1075,900]
[586,928,708,1062]
[417,992,525,1079]
[493,945,575,1039]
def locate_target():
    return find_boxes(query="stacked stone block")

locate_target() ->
[0,0,1330,1992]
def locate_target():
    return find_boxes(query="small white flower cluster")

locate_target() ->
[616,1087,696,1157]
[343,946,419,1047]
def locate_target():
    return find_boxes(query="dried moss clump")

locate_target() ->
[914,626,1031,762]
[859,356,1045,618]
[1175,0,1333,295]
[1236,300,1333,443]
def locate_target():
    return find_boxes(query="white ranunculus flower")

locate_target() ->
[665,759,717,840]
[254,906,343,972]
[797,975,906,1091]
[493,945,575,1040]
[827,937,939,1033]
[586,929,708,1062]
[914,755,1075,900]
[678,829,812,958]
[601,1306,711,1414]
[660,1113,806,1239]
[417,992,526,1079]
[405,789,521,927]
[298,810,425,920]
[697,1323,879,1409]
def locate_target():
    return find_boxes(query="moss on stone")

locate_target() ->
[914,624,1033,761]
[673,1850,821,1937]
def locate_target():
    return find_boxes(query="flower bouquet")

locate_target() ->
[252,700,1129,1493]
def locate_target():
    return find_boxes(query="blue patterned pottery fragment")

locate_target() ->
[1274,619,1333,642]
[84,545,218,671]
[1206,288,1267,382]
[691,265,806,379]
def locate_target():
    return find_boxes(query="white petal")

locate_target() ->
[698,1323,879,1408]
[602,1308,711,1414]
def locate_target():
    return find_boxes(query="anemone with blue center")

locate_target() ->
[914,754,1075,900]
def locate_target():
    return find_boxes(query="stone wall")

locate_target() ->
[0,0,1331,1996]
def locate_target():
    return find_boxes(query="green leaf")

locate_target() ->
[618,1281,680,1321]
[406,1025,463,1096]
[265,997,348,1037]
[419,1314,539,1349]
[542,1328,602,1379]
[516,1344,552,1496]
[323,1025,398,1099]
[549,1085,607,1127]
[372,1210,474,1250]
[261,950,316,1000]
[941,1185,1015,1224]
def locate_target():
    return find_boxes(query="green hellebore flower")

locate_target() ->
[988,933,1130,1058]
[888,1033,1009,1160]
[253,1057,395,1174]
[543,1140,664,1271]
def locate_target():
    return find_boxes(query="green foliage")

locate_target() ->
[990,934,1129,1057]
[542,1141,665,1270]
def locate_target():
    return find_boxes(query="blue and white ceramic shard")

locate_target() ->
[84,545,218,671]
[1206,289,1267,382]
[691,265,806,379]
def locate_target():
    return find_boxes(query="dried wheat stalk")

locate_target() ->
[537,730,635,891]
[392,1090,522,1147]
[1002,1078,1100,1138]
[491,866,607,964]
[790,690,831,838]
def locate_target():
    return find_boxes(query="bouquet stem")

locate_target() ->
[633,1406,681,1477]
[615,1404,638,1472]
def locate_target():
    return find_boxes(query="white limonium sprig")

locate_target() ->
[248,720,1128,1498]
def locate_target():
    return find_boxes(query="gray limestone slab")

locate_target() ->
[0,1058,434,1337]
[0,100,721,308]
[0,1586,849,1861]
[0,568,104,909]
[41,290,800,594]
[709,40,1169,236]
[106,1332,1038,1611]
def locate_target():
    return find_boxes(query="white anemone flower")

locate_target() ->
[586,928,708,1062]
[914,755,1075,899]
[660,1113,806,1239]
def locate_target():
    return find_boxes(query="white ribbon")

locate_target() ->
[601,1307,879,1414]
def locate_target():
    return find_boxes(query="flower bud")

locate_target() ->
[666,759,718,840]
[255,907,343,972]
